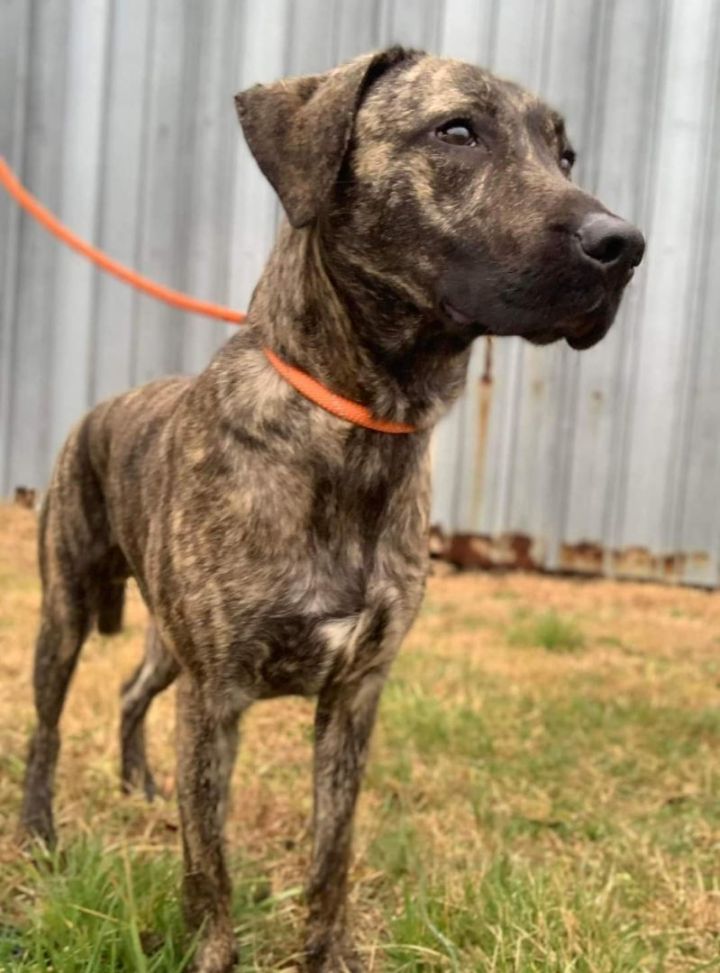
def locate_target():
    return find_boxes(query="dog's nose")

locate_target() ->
[575,213,645,269]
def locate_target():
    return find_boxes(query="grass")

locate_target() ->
[506,609,586,653]
[0,841,195,972]
[2,504,720,970]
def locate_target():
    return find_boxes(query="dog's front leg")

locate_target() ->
[176,671,244,973]
[305,668,387,973]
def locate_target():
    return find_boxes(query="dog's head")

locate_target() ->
[236,47,644,352]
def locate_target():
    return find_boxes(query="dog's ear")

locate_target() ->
[235,47,416,228]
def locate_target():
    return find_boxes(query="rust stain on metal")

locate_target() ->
[481,335,493,385]
[14,485,37,509]
[688,551,712,571]
[432,531,713,584]
[610,545,654,578]
[440,531,543,571]
[660,553,687,580]
[562,542,709,582]
[558,541,604,574]
[610,547,703,582]
[508,533,537,570]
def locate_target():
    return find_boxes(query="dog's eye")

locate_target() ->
[435,120,478,147]
[560,149,576,176]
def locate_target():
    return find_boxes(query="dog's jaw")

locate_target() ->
[247,222,476,431]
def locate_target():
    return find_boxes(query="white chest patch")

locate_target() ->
[318,614,362,660]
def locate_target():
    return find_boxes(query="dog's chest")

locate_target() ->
[249,609,360,698]
[259,446,427,695]
[154,425,430,697]
[248,553,409,699]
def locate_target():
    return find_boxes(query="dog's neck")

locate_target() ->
[247,222,473,431]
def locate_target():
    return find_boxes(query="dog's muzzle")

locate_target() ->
[435,207,646,351]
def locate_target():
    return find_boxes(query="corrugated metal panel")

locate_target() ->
[1,0,718,585]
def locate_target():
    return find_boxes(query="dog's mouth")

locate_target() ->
[439,298,487,333]
[436,209,642,352]
[438,295,611,350]
[563,314,611,351]
[527,294,612,351]
[439,270,632,351]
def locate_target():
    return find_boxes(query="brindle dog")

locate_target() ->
[20,47,644,972]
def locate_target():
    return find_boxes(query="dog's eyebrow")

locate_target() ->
[526,103,567,143]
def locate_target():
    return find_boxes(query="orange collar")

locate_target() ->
[263,348,416,434]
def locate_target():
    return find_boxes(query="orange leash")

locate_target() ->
[0,157,245,325]
[0,156,415,434]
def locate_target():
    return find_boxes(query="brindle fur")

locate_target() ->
[20,47,643,972]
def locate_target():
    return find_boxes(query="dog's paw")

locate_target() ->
[120,763,157,802]
[304,934,365,973]
[189,927,238,973]
[18,805,56,849]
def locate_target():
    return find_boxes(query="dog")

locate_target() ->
[19,46,644,972]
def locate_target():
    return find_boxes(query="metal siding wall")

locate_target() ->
[0,0,31,499]
[617,0,719,578]
[49,0,111,456]
[91,0,157,403]
[2,0,72,492]
[562,1,666,563]
[676,16,720,579]
[0,1,718,585]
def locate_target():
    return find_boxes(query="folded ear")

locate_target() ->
[235,46,417,228]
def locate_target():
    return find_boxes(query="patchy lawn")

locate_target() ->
[1,503,719,971]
